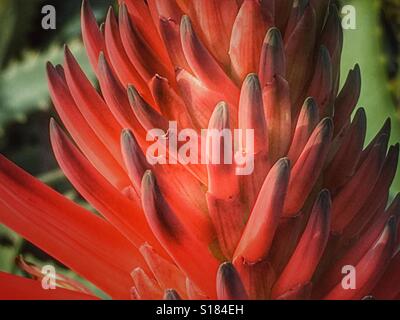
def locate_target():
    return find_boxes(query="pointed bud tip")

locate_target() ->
[142,170,154,186]
[265,27,283,47]
[319,45,331,65]
[304,97,317,110]
[180,15,192,35]
[218,262,236,278]
[320,117,334,138]
[164,289,181,300]
[317,189,332,213]
[209,102,230,129]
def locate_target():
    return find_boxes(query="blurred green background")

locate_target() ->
[0,0,399,297]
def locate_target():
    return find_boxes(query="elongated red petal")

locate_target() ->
[287,97,319,164]
[131,268,163,300]
[284,2,316,109]
[233,258,276,299]
[307,46,333,117]
[230,0,270,83]
[262,74,292,162]
[272,190,331,298]
[239,74,270,206]
[158,17,191,71]
[81,0,105,74]
[181,15,239,105]
[192,0,238,68]
[46,62,129,189]
[206,102,239,198]
[239,74,268,154]
[104,7,153,103]
[331,134,387,234]
[259,27,286,87]
[324,108,366,191]
[98,52,147,142]
[176,68,224,130]
[140,243,188,298]
[119,4,174,82]
[372,249,400,299]
[284,118,333,217]
[276,283,312,300]
[333,65,361,135]
[141,171,219,297]
[343,144,399,239]
[50,119,166,253]
[0,155,141,299]
[234,158,290,262]
[63,46,124,166]
[324,219,396,300]
[206,103,244,259]
[0,272,98,300]
[120,0,171,66]
[150,74,195,128]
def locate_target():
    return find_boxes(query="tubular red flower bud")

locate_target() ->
[216,262,249,300]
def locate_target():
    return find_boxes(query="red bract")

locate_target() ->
[0,0,399,300]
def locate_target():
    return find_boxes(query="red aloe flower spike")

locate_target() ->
[0,0,399,301]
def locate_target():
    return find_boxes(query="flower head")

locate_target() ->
[0,0,399,300]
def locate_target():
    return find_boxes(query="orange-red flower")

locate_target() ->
[0,0,399,300]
